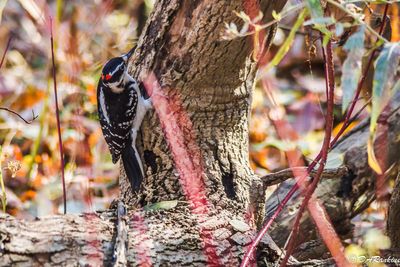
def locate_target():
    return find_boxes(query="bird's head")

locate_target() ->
[101,48,135,92]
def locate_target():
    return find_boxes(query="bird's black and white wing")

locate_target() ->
[97,80,137,163]
[97,79,146,192]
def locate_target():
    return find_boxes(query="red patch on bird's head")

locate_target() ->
[102,74,112,81]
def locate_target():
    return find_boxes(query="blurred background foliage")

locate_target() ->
[0,1,399,257]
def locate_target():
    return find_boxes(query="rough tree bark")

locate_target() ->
[122,0,286,215]
[388,161,400,255]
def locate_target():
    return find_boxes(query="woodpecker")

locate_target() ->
[97,48,152,192]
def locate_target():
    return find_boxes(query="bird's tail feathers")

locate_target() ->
[121,145,144,192]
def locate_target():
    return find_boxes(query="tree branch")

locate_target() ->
[261,166,348,188]
[0,108,38,124]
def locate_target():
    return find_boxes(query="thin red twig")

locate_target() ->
[280,39,337,266]
[0,36,12,69]
[241,4,390,266]
[50,17,67,214]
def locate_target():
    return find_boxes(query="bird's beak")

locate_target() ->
[122,47,135,62]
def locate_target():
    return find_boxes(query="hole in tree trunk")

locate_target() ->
[222,171,236,199]
[144,150,158,173]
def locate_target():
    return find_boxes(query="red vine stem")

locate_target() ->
[50,17,67,214]
[280,39,337,266]
[280,5,390,258]
[241,4,390,266]
[0,36,12,69]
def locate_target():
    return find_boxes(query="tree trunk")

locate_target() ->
[121,0,286,215]
[0,205,286,266]
[388,166,400,255]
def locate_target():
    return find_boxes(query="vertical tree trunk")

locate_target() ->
[120,0,287,217]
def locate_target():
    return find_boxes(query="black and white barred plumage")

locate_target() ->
[97,48,152,192]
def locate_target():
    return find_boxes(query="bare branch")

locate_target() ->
[261,166,348,188]
[0,107,38,124]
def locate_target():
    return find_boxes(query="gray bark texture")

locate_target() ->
[122,0,286,216]
[388,165,400,255]
[0,205,285,266]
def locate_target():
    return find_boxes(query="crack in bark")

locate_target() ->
[111,201,128,266]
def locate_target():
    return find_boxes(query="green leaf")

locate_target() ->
[335,22,344,37]
[0,0,7,23]
[341,26,365,113]
[370,43,400,133]
[343,26,365,51]
[306,0,323,18]
[305,0,332,43]
[263,8,308,70]
[322,34,331,47]
[314,25,332,46]
[144,200,178,211]
[368,42,400,174]
[304,17,335,26]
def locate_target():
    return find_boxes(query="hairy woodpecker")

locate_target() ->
[97,48,152,192]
